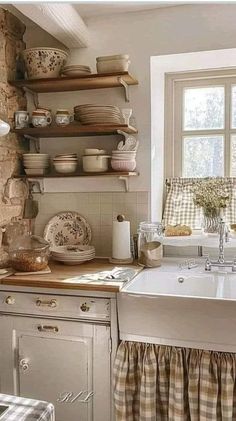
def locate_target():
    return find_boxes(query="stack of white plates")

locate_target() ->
[53,153,78,174]
[61,65,91,76]
[23,154,50,175]
[74,104,122,125]
[51,245,96,265]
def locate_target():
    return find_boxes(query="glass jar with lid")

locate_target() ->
[138,221,163,267]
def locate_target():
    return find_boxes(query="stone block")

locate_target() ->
[0,202,22,225]
[5,10,26,39]
[0,7,26,224]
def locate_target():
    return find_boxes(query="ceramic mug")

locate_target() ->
[35,107,52,120]
[55,109,73,126]
[32,112,52,127]
[14,111,29,129]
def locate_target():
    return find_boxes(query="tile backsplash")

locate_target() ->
[34,191,149,257]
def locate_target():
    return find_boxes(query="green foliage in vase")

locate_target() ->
[192,178,231,218]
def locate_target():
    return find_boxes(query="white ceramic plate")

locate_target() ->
[44,211,92,247]
[52,255,95,261]
[51,245,95,256]
[63,65,91,70]
[52,255,95,260]
[74,105,120,111]
[52,255,95,262]
[52,259,95,266]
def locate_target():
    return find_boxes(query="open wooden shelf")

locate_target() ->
[11,124,137,138]
[9,72,138,93]
[14,171,138,179]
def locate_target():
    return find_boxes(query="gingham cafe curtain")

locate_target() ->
[114,342,236,421]
[162,178,236,229]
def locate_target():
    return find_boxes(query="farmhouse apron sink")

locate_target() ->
[118,258,236,352]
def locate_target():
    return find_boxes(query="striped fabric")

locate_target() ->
[0,393,55,421]
[114,342,236,421]
[163,177,236,228]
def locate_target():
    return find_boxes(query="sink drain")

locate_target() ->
[178,277,185,283]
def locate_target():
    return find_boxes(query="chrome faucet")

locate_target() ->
[205,218,236,272]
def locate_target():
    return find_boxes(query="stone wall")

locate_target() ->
[0,8,27,226]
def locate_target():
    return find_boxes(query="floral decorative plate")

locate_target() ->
[43,212,92,247]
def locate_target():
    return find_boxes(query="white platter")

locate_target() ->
[44,211,92,247]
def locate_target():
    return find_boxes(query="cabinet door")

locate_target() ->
[18,333,92,421]
[0,315,111,421]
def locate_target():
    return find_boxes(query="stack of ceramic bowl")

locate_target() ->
[111,150,136,171]
[74,104,122,125]
[53,153,78,174]
[96,54,130,74]
[23,153,50,175]
[61,64,91,76]
[51,245,95,265]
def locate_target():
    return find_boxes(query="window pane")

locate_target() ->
[183,135,224,177]
[231,135,236,176]
[231,86,236,128]
[183,86,224,130]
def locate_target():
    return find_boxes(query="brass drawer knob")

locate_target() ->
[80,303,90,312]
[5,296,15,305]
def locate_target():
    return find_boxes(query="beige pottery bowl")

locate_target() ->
[23,47,68,79]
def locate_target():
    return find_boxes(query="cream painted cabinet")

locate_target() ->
[0,314,111,421]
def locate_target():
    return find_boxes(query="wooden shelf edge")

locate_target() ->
[11,124,138,137]
[14,171,139,179]
[8,72,138,93]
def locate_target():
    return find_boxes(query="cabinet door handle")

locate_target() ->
[36,299,57,308]
[38,325,59,333]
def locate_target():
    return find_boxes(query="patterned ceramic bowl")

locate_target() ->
[23,48,68,79]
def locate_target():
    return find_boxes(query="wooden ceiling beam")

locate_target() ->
[14,3,89,48]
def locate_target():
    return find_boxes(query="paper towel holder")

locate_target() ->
[117,214,125,222]
[109,214,134,265]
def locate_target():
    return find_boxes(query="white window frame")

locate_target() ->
[165,70,236,178]
[151,49,236,221]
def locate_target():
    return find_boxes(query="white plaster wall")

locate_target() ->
[27,3,236,194]
[25,4,236,255]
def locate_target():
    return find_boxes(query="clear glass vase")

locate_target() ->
[202,212,221,234]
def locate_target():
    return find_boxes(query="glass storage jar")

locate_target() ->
[138,221,163,267]
[9,235,50,272]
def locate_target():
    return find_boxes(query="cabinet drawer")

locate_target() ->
[0,291,110,321]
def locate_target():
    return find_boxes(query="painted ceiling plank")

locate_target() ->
[15,3,89,48]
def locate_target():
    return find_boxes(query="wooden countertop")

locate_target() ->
[0,259,141,292]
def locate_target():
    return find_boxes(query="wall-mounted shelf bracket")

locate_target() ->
[119,176,130,192]
[24,135,40,153]
[118,77,129,102]
[27,179,44,194]
[23,86,39,108]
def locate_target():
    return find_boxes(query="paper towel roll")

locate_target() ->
[112,220,131,260]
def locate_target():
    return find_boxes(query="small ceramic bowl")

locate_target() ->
[53,162,77,174]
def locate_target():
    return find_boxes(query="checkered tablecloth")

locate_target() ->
[0,393,55,421]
